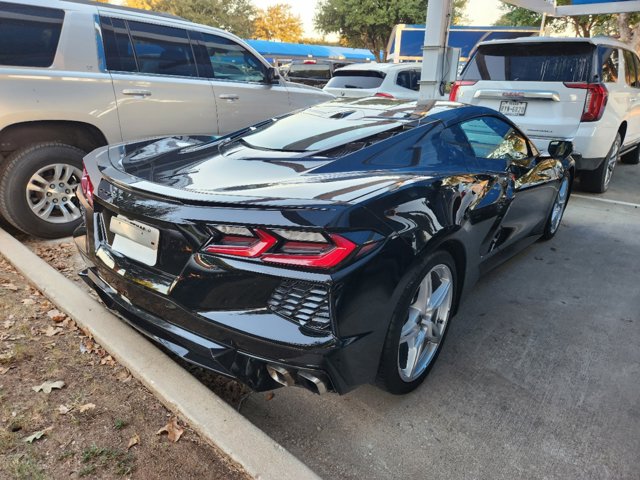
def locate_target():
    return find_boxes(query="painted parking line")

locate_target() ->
[572,194,640,209]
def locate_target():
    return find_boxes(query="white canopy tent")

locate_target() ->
[419,0,640,100]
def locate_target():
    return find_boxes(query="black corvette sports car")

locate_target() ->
[75,98,574,395]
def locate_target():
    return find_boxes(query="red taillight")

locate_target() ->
[374,92,395,99]
[262,234,357,269]
[203,228,277,258]
[303,59,317,64]
[80,165,94,208]
[564,82,608,122]
[449,80,476,102]
[202,228,358,269]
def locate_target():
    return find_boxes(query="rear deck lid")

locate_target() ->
[457,41,596,141]
[324,70,386,98]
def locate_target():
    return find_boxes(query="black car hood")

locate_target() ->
[105,135,426,206]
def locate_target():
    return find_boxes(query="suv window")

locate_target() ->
[0,2,64,67]
[100,16,137,72]
[624,50,639,88]
[396,69,420,91]
[326,70,385,89]
[463,42,594,82]
[196,32,266,82]
[459,117,529,162]
[598,46,619,83]
[127,20,197,77]
[289,63,331,80]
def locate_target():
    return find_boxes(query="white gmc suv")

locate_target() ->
[0,0,332,238]
[450,37,640,193]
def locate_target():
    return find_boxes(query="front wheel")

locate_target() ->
[377,250,457,395]
[540,173,571,241]
[580,133,621,193]
[0,143,85,238]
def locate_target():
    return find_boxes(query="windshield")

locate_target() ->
[326,70,385,89]
[463,42,595,82]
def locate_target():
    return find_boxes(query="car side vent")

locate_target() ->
[330,110,357,119]
[268,280,331,330]
[319,126,410,158]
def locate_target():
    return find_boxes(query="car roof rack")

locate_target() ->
[63,0,185,21]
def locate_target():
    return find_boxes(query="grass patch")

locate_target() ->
[113,419,128,431]
[81,444,135,477]
[9,455,45,480]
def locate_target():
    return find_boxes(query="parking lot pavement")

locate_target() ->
[241,168,640,480]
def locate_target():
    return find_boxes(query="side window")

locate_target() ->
[100,17,137,72]
[0,2,64,67]
[623,50,638,87]
[459,117,529,162]
[598,46,619,83]
[396,69,420,91]
[417,124,474,169]
[199,33,266,82]
[127,20,197,77]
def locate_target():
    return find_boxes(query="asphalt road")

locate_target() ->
[241,163,640,480]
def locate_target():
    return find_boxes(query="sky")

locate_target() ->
[252,0,505,39]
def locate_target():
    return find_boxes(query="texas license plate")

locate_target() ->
[109,216,159,266]
[499,100,527,116]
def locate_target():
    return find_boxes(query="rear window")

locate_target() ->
[326,70,385,89]
[0,2,64,67]
[289,63,331,80]
[462,42,594,82]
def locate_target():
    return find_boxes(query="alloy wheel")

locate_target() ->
[397,264,453,382]
[549,176,570,234]
[604,136,620,189]
[25,163,83,224]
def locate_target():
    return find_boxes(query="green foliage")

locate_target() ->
[494,5,542,28]
[314,0,468,62]
[126,0,256,38]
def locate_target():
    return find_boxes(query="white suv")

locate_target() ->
[450,37,640,192]
[323,63,422,100]
[0,0,332,238]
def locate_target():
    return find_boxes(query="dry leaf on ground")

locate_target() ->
[156,417,184,443]
[2,283,18,291]
[0,351,15,363]
[32,380,65,393]
[79,403,96,413]
[100,355,116,367]
[47,309,66,322]
[57,404,71,415]
[127,433,140,449]
[23,426,53,443]
[44,326,64,337]
[2,320,15,329]
[21,298,35,305]
[0,366,12,375]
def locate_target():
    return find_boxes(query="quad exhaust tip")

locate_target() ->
[266,364,328,395]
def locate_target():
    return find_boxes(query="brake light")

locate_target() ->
[564,82,608,122]
[303,59,317,64]
[374,92,395,99]
[262,234,357,268]
[80,165,94,208]
[203,228,277,258]
[202,227,358,269]
[449,80,477,102]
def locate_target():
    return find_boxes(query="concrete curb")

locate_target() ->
[0,227,320,480]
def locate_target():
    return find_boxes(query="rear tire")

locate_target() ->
[377,250,457,395]
[580,133,620,193]
[0,143,85,238]
[621,145,640,165]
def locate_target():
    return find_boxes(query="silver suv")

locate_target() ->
[0,0,332,238]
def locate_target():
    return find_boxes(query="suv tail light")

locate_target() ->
[564,82,608,122]
[449,80,476,102]
[202,226,358,270]
[80,164,94,208]
[374,92,395,99]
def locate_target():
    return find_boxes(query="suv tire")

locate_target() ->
[0,143,85,238]
[580,133,621,193]
[621,145,640,165]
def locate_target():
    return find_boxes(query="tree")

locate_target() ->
[253,4,303,43]
[124,0,256,38]
[618,13,640,53]
[494,5,543,28]
[314,0,468,62]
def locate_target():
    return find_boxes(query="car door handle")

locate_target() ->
[219,94,240,101]
[122,89,152,97]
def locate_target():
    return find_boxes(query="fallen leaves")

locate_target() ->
[79,403,96,413]
[156,417,184,443]
[21,298,35,306]
[23,426,53,443]
[2,283,18,291]
[0,351,15,363]
[32,380,65,394]
[47,309,66,323]
[2,319,15,329]
[100,355,116,367]
[127,433,140,449]
[0,365,13,375]
[43,325,64,337]
[57,404,71,415]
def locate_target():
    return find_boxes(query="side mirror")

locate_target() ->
[548,140,573,160]
[264,66,279,84]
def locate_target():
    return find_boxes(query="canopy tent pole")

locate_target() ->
[419,0,455,100]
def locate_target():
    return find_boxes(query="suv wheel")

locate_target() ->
[580,133,621,193]
[0,143,85,238]
[621,145,640,165]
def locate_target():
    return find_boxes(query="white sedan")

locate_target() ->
[323,62,422,100]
